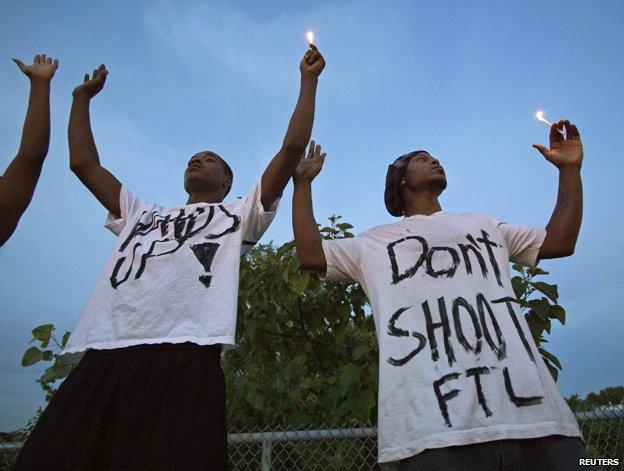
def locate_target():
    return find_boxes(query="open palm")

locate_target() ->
[295,140,326,183]
[73,65,108,99]
[13,54,58,81]
[533,120,583,169]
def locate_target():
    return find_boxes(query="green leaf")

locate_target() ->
[527,266,548,277]
[42,350,53,361]
[22,347,43,367]
[336,223,354,231]
[528,298,551,321]
[352,345,369,360]
[40,363,73,382]
[289,271,310,295]
[546,362,559,381]
[61,331,71,348]
[549,305,566,325]
[511,263,524,273]
[539,347,562,370]
[531,281,558,303]
[31,324,54,348]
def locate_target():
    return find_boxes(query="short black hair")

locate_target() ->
[384,150,429,217]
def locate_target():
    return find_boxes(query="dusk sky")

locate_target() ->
[1,1,623,431]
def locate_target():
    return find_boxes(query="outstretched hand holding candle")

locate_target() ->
[534,120,584,261]
[533,119,583,169]
[259,45,325,209]
[300,44,325,79]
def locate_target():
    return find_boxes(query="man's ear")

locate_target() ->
[223,175,233,191]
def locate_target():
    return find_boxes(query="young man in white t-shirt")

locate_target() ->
[292,121,586,469]
[16,48,325,470]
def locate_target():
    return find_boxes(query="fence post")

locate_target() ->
[261,438,272,471]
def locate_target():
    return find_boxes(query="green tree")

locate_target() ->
[224,215,377,430]
[511,264,566,381]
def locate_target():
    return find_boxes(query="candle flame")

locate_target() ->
[535,110,565,137]
[306,31,314,44]
[535,110,553,126]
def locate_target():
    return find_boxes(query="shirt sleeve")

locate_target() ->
[493,218,547,268]
[321,236,364,283]
[104,186,147,236]
[240,179,279,251]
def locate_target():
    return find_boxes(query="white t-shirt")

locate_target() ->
[322,212,581,463]
[64,180,278,357]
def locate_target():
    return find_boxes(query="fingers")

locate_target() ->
[12,58,25,70]
[84,73,89,83]
[309,44,318,51]
[34,54,40,64]
[314,143,321,158]
[563,119,573,140]
[53,58,59,70]
[306,140,316,159]
[549,121,563,146]
[561,119,581,141]
[532,144,550,158]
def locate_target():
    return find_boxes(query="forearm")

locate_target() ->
[68,95,101,171]
[540,166,583,258]
[282,77,318,150]
[293,179,326,271]
[16,79,51,164]
[261,77,318,208]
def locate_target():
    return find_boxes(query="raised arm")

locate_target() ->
[292,141,327,273]
[260,45,325,210]
[533,119,583,260]
[0,54,58,246]
[69,64,122,218]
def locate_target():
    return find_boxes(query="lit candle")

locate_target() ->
[535,110,565,137]
[306,30,314,47]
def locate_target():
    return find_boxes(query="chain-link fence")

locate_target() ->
[2,405,623,470]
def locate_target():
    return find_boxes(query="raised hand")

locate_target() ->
[300,44,326,79]
[13,54,59,82]
[295,140,326,183]
[533,120,583,169]
[73,65,108,99]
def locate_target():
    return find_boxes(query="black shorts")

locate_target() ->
[15,342,227,471]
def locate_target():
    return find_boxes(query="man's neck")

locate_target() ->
[186,190,225,205]
[402,190,443,217]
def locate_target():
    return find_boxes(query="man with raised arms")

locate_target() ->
[292,122,586,469]
[16,46,325,470]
